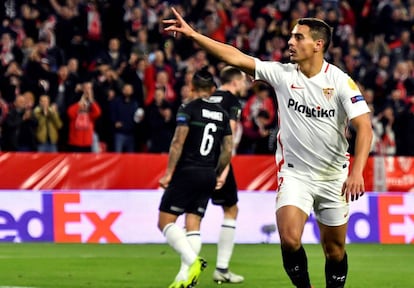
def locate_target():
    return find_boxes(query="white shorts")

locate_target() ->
[275,173,349,226]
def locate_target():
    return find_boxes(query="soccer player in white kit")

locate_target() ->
[164,9,373,288]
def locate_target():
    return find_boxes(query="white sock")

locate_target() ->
[177,231,201,280]
[163,223,197,266]
[216,218,236,270]
[186,231,202,254]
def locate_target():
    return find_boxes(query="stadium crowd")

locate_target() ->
[0,0,414,155]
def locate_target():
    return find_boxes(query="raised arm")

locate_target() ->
[163,7,256,76]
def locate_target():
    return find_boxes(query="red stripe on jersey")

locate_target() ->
[324,63,330,73]
[277,131,284,172]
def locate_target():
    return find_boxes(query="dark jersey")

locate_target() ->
[175,97,232,168]
[208,90,242,122]
[209,90,241,207]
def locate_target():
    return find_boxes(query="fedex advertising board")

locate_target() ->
[0,190,412,244]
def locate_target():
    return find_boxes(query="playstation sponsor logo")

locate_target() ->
[287,98,335,117]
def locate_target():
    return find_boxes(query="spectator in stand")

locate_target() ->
[191,50,210,72]
[202,2,230,45]
[19,3,41,41]
[145,69,176,106]
[369,104,396,156]
[378,106,397,155]
[120,52,146,105]
[0,60,27,104]
[125,6,146,52]
[397,95,414,155]
[239,81,276,154]
[67,81,101,152]
[110,83,144,153]
[33,94,63,152]
[131,28,152,58]
[67,57,82,84]
[20,37,36,69]
[65,31,89,69]
[388,29,414,67]
[248,14,268,57]
[24,38,57,99]
[52,63,81,151]
[96,37,128,76]
[163,38,178,73]
[178,84,192,105]
[144,49,175,98]
[49,0,80,56]
[79,0,104,62]
[229,22,250,54]
[0,92,9,150]
[0,32,23,71]
[242,109,278,155]
[2,93,38,151]
[54,64,78,117]
[37,15,66,72]
[362,53,391,93]
[122,0,137,24]
[145,87,175,153]
[93,65,124,151]
[386,60,414,103]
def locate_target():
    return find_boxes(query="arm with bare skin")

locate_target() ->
[342,113,373,202]
[159,125,189,189]
[215,134,233,189]
[215,118,237,189]
[163,7,256,76]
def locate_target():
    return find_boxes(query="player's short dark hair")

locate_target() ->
[192,66,216,90]
[219,66,243,84]
[297,18,332,52]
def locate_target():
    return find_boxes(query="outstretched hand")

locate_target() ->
[163,7,194,38]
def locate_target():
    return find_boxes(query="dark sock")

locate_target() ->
[325,252,348,288]
[281,246,312,288]
[216,267,228,273]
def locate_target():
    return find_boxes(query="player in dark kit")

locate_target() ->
[208,66,248,283]
[158,67,233,288]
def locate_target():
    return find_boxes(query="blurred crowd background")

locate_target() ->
[0,0,413,155]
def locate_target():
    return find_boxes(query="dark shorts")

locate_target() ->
[159,166,216,217]
[211,164,238,207]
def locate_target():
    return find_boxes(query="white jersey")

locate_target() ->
[255,59,370,180]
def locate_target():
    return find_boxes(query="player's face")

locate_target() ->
[288,24,319,63]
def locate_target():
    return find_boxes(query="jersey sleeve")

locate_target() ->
[338,76,371,120]
[176,104,191,126]
[223,113,233,136]
[254,58,285,85]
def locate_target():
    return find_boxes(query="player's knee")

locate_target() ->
[280,234,302,251]
[223,204,238,218]
[324,245,345,262]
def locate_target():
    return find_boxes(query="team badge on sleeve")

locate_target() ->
[350,95,365,103]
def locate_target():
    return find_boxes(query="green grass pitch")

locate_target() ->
[0,243,412,287]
